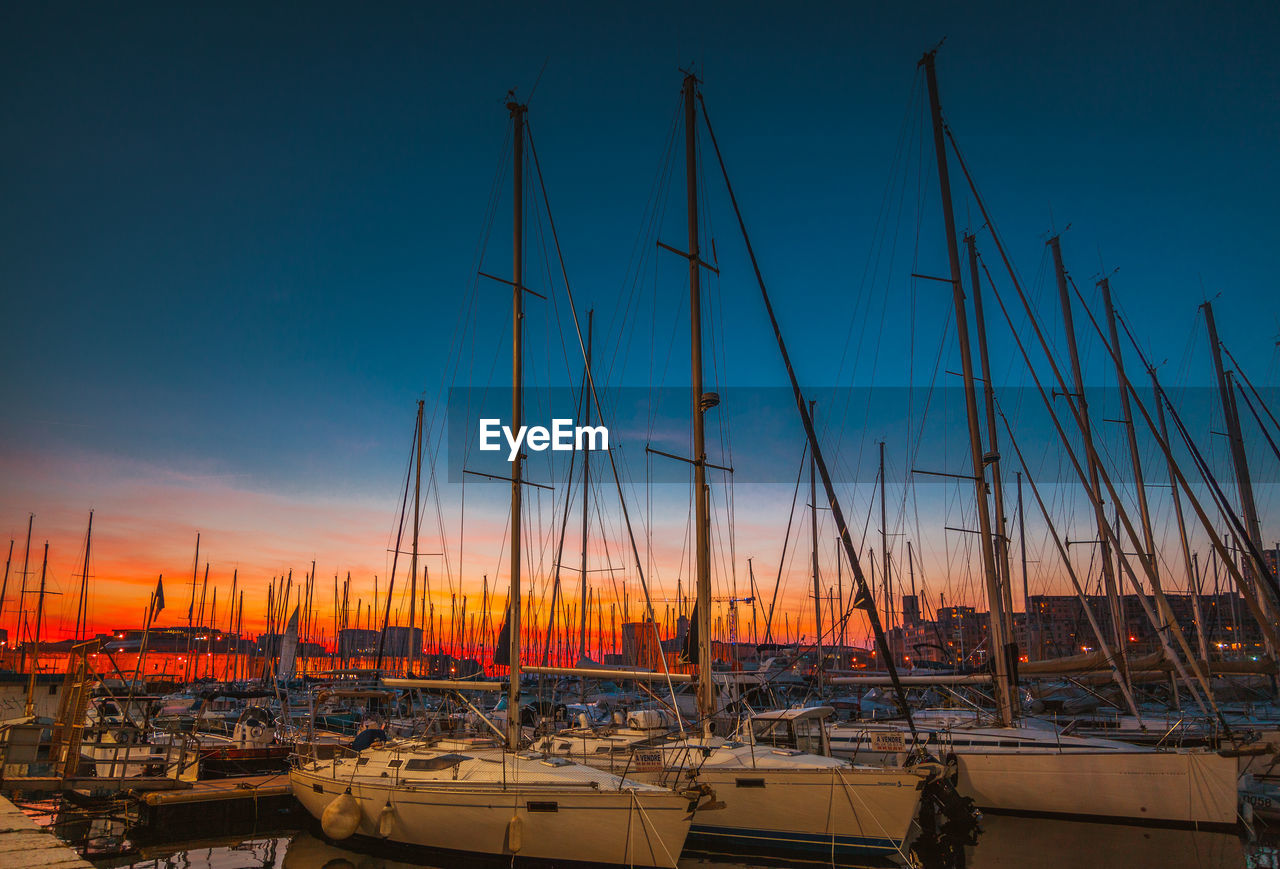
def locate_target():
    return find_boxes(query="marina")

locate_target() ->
[3,2,1280,867]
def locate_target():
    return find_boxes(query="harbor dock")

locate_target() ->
[133,773,296,829]
[0,794,93,869]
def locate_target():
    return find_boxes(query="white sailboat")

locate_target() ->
[291,735,694,866]
[538,705,933,863]
[289,95,693,867]
[531,72,950,866]
[831,49,1244,832]
[829,712,1240,827]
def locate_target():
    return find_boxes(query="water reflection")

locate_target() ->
[33,814,1280,869]
[281,833,426,869]
[141,827,1265,869]
[966,815,1246,869]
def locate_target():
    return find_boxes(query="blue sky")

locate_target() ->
[1,1,1277,640]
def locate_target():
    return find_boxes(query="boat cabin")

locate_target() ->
[747,705,833,756]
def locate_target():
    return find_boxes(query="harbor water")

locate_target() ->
[18,798,1280,869]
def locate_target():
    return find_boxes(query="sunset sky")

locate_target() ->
[2,1,1277,651]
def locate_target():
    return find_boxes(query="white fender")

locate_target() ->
[377,802,396,838]
[321,790,362,841]
[506,814,523,853]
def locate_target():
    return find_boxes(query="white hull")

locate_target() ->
[831,721,1240,827]
[290,756,691,867]
[686,764,922,863]
[538,727,925,863]
[956,749,1239,827]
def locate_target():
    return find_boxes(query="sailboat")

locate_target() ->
[821,49,1243,832]
[289,97,694,867]
[533,71,957,867]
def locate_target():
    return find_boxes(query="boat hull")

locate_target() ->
[955,749,1239,828]
[683,766,921,866]
[290,766,692,868]
[831,722,1240,828]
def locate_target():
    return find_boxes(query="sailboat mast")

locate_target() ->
[1203,301,1268,581]
[684,72,715,725]
[410,398,423,675]
[16,515,31,674]
[74,510,93,643]
[580,310,592,664]
[966,235,1017,638]
[1152,367,1211,661]
[25,542,48,717]
[836,537,844,654]
[186,532,199,675]
[879,441,891,658]
[1100,280,1157,560]
[809,401,822,690]
[1101,279,1199,684]
[1050,238,1128,661]
[506,97,526,751]
[921,50,1014,725]
[0,540,12,659]
[1017,473,1035,659]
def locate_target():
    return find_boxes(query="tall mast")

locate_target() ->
[74,511,93,643]
[25,542,48,717]
[1152,366,1211,661]
[810,401,822,690]
[16,514,32,674]
[879,441,890,659]
[684,72,715,725]
[1017,473,1035,660]
[966,234,1016,638]
[236,588,244,680]
[227,569,238,679]
[921,50,1014,725]
[186,533,199,678]
[1049,237,1127,661]
[0,539,12,657]
[505,96,526,750]
[836,537,845,653]
[1101,279,1194,676]
[1101,280,1157,562]
[1202,301,1267,580]
[410,398,424,675]
[580,310,593,664]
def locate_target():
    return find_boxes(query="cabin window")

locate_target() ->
[793,718,822,754]
[735,778,766,788]
[312,784,324,794]
[387,759,402,768]
[356,757,370,766]
[404,754,469,771]
[751,719,789,749]
[527,801,558,813]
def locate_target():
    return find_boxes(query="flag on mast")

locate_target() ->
[150,576,165,621]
